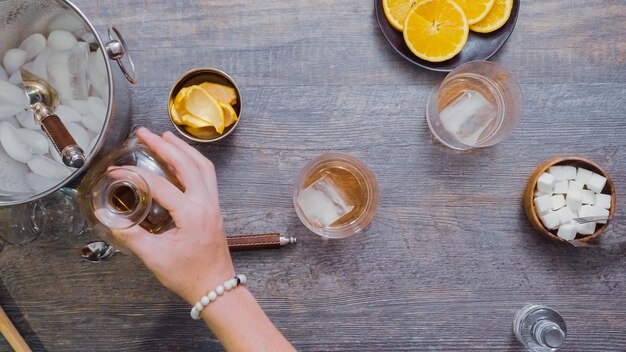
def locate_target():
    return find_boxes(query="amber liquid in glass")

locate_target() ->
[78,137,181,235]
[109,184,171,234]
[303,166,367,228]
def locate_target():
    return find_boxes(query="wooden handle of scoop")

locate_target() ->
[0,305,31,352]
[40,114,85,168]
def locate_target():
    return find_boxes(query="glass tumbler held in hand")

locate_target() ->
[77,137,182,246]
[426,60,523,150]
[293,153,379,239]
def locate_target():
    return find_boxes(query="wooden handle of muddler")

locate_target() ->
[0,305,31,352]
[227,233,282,251]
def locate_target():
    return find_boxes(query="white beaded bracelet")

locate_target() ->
[190,274,247,320]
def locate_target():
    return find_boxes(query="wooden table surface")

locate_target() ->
[1,0,625,350]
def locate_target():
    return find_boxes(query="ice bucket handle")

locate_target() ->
[105,26,136,84]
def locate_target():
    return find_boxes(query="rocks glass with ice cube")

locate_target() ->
[293,153,379,239]
[426,61,523,150]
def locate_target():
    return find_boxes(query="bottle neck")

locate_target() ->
[533,320,565,349]
[90,167,151,230]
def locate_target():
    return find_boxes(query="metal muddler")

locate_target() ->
[21,69,85,168]
[225,233,297,251]
[81,233,297,262]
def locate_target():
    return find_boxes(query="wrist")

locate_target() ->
[199,285,268,336]
[199,285,253,322]
[181,269,236,305]
[189,274,248,320]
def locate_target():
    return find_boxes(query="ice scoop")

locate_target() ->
[20,68,85,168]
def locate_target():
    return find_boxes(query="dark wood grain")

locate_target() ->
[1,0,626,351]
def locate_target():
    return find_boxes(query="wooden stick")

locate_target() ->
[0,305,31,352]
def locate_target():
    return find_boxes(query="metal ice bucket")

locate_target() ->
[0,0,135,206]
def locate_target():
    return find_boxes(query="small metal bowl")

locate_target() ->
[168,68,242,143]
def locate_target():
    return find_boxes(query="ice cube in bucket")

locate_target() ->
[0,145,31,194]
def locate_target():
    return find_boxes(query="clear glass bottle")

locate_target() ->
[0,187,86,246]
[77,137,181,245]
[0,201,45,246]
[514,304,567,352]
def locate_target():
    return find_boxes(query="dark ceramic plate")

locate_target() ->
[375,0,520,72]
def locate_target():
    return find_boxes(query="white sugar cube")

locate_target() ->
[550,194,566,210]
[576,221,596,235]
[540,211,560,230]
[568,180,584,192]
[561,165,577,180]
[566,189,583,212]
[582,189,595,205]
[587,173,607,193]
[595,194,612,210]
[556,207,575,225]
[553,180,568,194]
[557,222,577,241]
[548,166,566,180]
[537,172,555,194]
[579,205,609,224]
[578,205,592,216]
[575,167,593,184]
[534,195,552,215]
[535,190,552,197]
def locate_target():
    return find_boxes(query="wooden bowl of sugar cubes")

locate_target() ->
[524,157,616,245]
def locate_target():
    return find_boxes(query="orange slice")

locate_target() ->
[170,103,183,125]
[199,82,238,105]
[181,113,211,129]
[383,0,419,32]
[219,102,238,128]
[174,87,190,106]
[403,0,469,62]
[185,126,220,140]
[469,0,513,33]
[183,86,225,133]
[453,0,496,25]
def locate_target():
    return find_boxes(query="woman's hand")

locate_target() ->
[111,127,234,304]
[108,128,294,351]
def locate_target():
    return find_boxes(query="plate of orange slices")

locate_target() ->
[375,0,519,71]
